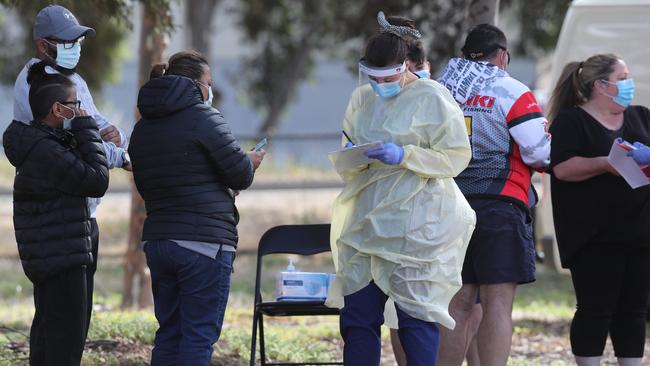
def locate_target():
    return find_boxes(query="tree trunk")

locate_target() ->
[121,2,169,309]
[468,0,500,25]
[257,38,313,137]
[185,0,220,56]
[184,0,221,105]
[257,51,311,137]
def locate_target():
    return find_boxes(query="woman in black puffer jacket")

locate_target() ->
[129,50,265,366]
[3,61,109,365]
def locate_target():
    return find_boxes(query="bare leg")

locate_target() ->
[617,357,642,366]
[438,284,479,366]
[465,303,483,366]
[390,328,407,366]
[477,283,516,366]
[575,356,601,366]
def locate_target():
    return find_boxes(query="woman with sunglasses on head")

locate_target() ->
[128,50,265,366]
[548,54,650,366]
[3,60,109,366]
[326,12,475,366]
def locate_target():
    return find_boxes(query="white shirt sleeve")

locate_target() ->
[503,88,551,169]
[70,74,127,168]
[72,74,128,148]
[13,61,36,123]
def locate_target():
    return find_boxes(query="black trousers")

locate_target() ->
[29,219,99,366]
[569,244,650,357]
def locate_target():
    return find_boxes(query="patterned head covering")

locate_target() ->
[377,11,422,40]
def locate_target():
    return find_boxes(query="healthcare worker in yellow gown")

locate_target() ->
[325,12,476,366]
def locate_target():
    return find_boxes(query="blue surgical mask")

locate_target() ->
[415,69,431,79]
[602,78,635,108]
[369,79,401,99]
[55,42,81,69]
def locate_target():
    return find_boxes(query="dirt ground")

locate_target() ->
[1,189,649,365]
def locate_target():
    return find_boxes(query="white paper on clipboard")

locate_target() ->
[607,138,650,189]
[328,141,383,174]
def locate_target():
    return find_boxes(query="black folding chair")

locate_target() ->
[249,224,343,366]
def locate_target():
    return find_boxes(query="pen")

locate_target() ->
[342,130,355,145]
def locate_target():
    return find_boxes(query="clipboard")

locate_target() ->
[328,141,383,174]
[608,138,650,188]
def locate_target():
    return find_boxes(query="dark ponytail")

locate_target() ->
[27,61,74,121]
[548,53,620,123]
[149,50,209,81]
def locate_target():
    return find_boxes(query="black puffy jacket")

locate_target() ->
[3,117,109,283]
[129,76,253,248]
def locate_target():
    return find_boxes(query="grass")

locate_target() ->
[0,256,581,365]
[88,312,157,344]
[514,269,576,319]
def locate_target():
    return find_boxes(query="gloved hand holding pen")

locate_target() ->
[363,143,404,165]
[627,142,650,165]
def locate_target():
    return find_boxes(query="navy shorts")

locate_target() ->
[462,198,536,285]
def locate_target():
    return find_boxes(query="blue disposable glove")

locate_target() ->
[627,142,650,165]
[344,141,355,148]
[363,143,404,165]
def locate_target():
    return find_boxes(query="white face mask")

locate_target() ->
[197,81,213,106]
[57,103,76,129]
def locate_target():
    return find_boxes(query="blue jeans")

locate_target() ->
[340,281,439,366]
[144,240,235,366]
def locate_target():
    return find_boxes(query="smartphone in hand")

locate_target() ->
[253,137,268,152]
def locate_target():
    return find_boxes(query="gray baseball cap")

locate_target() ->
[33,5,96,41]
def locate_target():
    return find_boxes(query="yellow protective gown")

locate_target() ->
[325,78,476,330]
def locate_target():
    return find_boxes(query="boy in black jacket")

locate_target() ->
[3,61,109,366]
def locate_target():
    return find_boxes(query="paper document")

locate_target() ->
[608,138,650,189]
[328,141,383,174]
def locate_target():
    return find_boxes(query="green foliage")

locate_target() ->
[0,0,174,91]
[0,0,132,90]
[235,0,570,135]
[0,341,28,366]
[514,270,576,319]
[502,0,571,57]
[235,0,335,135]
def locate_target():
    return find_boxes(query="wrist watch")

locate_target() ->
[121,150,131,168]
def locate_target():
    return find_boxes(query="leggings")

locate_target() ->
[569,244,650,357]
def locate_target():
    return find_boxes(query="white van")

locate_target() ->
[537,0,650,271]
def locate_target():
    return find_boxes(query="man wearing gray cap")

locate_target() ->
[11,5,130,365]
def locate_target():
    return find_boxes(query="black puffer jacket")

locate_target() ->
[129,76,253,248]
[3,117,109,283]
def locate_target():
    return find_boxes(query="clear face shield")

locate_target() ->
[357,59,408,105]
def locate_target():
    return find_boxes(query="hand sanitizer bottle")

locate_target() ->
[276,258,296,300]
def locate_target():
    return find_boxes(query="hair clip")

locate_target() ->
[377,11,422,40]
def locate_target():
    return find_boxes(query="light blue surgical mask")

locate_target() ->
[198,81,213,106]
[369,79,401,99]
[414,69,431,79]
[57,103,76,129]
[55,42,81,69]
[601,78,635,108]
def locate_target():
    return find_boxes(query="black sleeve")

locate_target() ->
[195,109,254,190]
[31,116,109,197]
[638,106,650,145]
[549,110,584,169]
